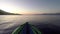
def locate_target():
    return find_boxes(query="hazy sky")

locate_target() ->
[0,0,60,14]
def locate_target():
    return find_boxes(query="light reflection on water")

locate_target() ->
[0,15,60,34]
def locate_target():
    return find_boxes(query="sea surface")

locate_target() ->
[0,15,60,34]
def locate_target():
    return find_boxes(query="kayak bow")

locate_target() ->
[12,22,41,34]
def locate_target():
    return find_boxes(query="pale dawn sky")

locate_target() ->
[0,0,60,14]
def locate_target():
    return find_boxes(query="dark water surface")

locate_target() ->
[0,15,60,34]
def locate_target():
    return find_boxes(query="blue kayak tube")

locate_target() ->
[12,22,42,34]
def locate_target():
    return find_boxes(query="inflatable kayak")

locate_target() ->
[12,22,41,34]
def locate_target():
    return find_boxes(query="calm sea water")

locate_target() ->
[0,15,60,34]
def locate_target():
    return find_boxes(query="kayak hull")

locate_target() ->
[12,22,41,34]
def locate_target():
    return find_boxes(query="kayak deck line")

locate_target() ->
[12,24,24,34]
[12,22,42,34]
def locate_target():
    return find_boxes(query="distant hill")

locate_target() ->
[0,10,20,15]
[35,13,60,15]
[42,13,60,15]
